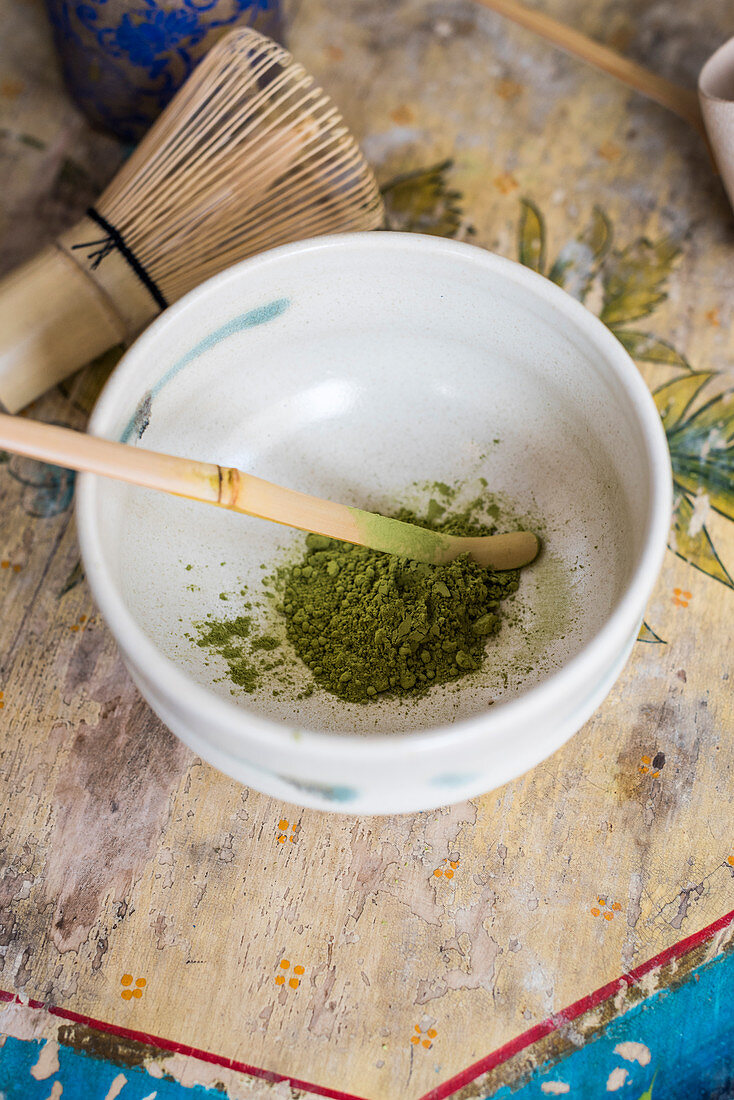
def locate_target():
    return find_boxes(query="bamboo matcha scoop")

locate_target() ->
[0,415,538,571]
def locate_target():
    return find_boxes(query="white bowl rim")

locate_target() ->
[77,230,673,763]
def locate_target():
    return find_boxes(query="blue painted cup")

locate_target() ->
[45,1,284,141]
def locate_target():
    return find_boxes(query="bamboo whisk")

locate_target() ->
[0,29,384,414]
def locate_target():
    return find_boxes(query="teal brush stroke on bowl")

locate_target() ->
[121,298,290,443]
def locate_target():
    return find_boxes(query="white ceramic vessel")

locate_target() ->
[77,232,672,814]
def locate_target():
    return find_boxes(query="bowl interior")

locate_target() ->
[90,235,651,737]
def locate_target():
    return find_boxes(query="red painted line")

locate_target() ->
[1,905,733,1100]
[417,904,734,1100]
[0,990,369,1100]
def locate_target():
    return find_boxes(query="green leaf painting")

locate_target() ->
[516,200,732,591]
[59,559,85,598]
[653,373,715,432]
[613,331,691,370]
[518,198,546,273]
[638,621,666,644]
[669,494,733,588]
[377,166,734,594]
[637,1071,658,1100]
[600,238,680,326]
[381,160,471,238]
[548,205,611,299]
[652,374,734,585]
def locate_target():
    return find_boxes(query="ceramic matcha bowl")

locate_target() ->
[77,232,671,814]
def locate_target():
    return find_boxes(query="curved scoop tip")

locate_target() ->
[470,530,540,571]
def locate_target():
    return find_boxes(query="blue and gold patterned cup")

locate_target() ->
[45,0,284,141]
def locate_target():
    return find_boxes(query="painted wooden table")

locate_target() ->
[1,2,733,1098]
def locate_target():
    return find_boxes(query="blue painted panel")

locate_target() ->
[0,1033,230,1100]
[489,946,734,1098]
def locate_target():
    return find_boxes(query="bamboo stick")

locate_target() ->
[474,0,706,135]
[0,414,538,571]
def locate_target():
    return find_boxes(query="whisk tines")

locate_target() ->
[0,28,384,414]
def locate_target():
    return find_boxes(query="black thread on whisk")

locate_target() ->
[71,207,169,311]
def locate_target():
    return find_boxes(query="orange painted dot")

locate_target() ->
[449,861,459,869]
[497,78,523,100]
[279,819,288,830]
[591,908,600,916]
[289,978,299,989]
[132,987,143,998]
[275,975,284,985]
[598,898,606,906]
[79,615,87,623]
[652,771,660,778]
[121,974,133,985]
[288,835,295,843]
[12,564,20,573]
[433,869,442,877]
[422,1039,432,1048]
[494,171,519,195]
[121,989,133,1000]
[280,959,290,969]
[294,965,304,975]
[445,869,454,879]
[70,625,79,632]
[1,561,9,569]
[604,912,613,921]
[427,1029,437,1038]
[410,1036,420,1044]
[612,902,622,911]
[641,756,651,765]
[0,702,4,709]
[727,856,734,866]
[135,978,146,987]
[640,766,649,774]
[277,836,286,844]
[415,1025,421,1032]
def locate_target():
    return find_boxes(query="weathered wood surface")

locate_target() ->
[1,1,733,1098]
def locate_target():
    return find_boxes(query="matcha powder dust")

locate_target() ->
[272,504,521,704]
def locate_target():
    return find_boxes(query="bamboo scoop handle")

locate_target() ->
[0,415,538,571]
[475,0,706,136]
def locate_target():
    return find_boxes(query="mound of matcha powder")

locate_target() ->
[273,506,520,704]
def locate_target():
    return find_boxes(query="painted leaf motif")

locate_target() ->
[653,372,714,431]
[548,206,611,299]
[518,198,546,273]
[614,330,691,371]
[668,451,734,523]
[638,621,666,644]
[7,455,75,518]
[380,160,467,238]
[669,493,733,588]
[636,1072,658,1100]
[581,205,613,260]
[664,384,734,521]
[600,238,679,325]
[59,559,85,598]
[670,388,734,443]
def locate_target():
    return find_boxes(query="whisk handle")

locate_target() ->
[0,245,126,414]
[0,214,166,414]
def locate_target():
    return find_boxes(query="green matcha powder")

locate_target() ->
[192,499,522,704]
